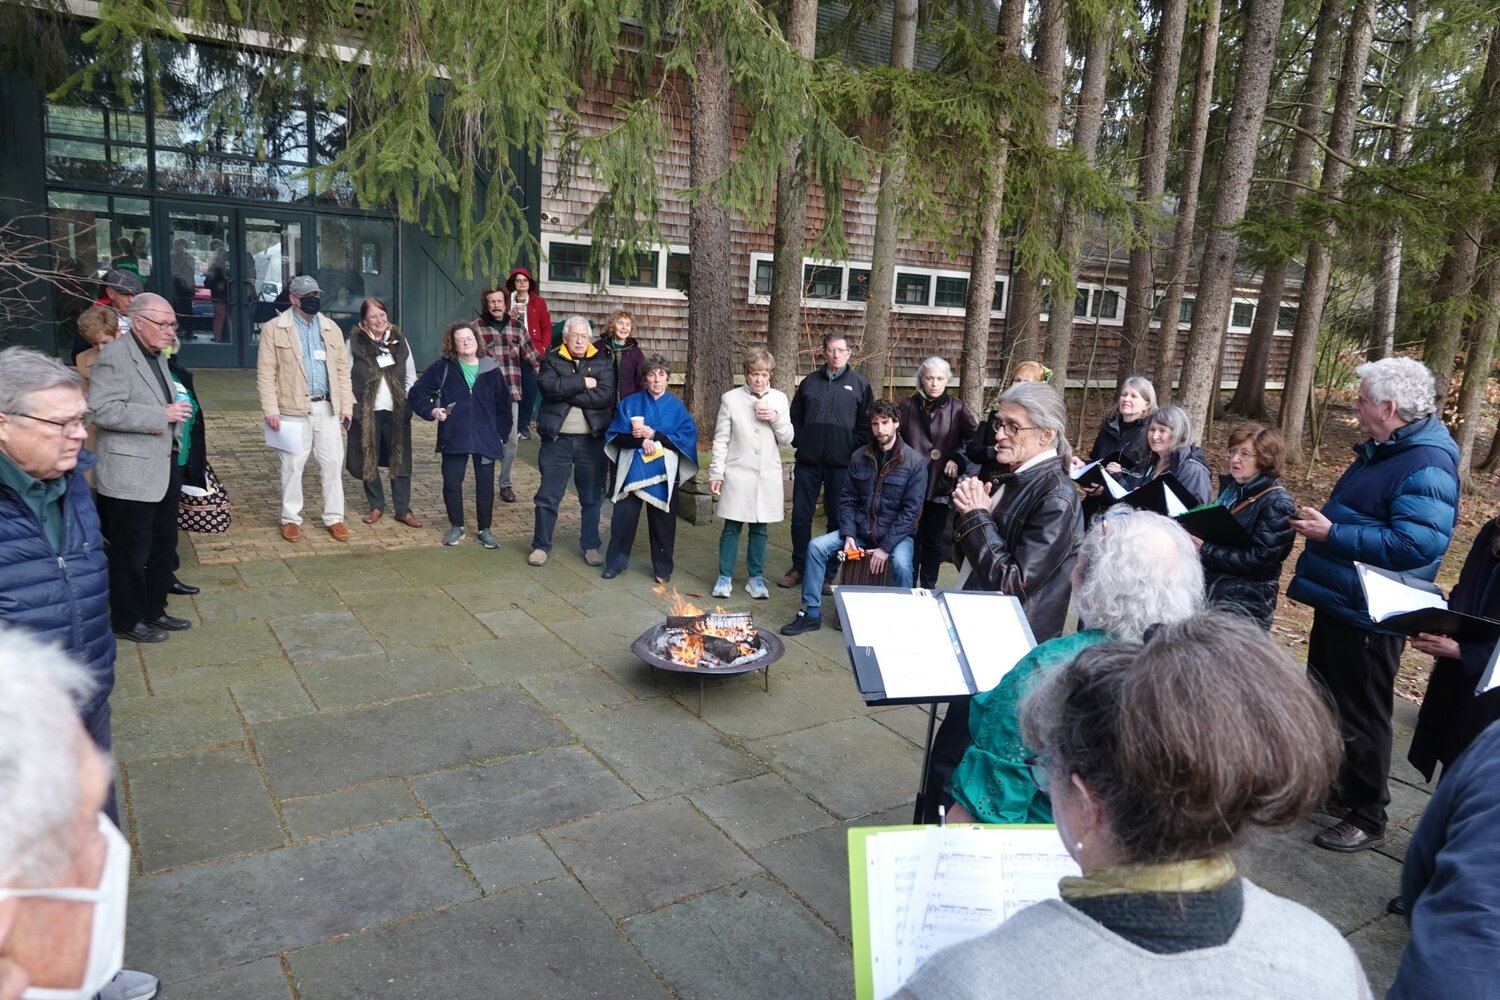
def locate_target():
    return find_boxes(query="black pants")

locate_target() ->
[919,696,971,823]
[915,501,951,589]
[605,492,677,579]
[361,411,413,516]
[101,461,182,630]
[441,452,495,531]
[790,462,847,573]
[1306,613,1404,834]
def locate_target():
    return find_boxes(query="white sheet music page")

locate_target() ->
[839,591,967,699]
[940,592,1035,693]
[870,827,1078,999]
[1356,562,1447,622]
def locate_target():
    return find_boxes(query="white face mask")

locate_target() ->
[0,814,130,999]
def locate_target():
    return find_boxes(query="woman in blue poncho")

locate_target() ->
[602,354,698,583]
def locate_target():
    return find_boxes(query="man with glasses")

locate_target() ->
[89,293,194,645]
[778,332,874,590]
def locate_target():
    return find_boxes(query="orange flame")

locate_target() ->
[653,587,758,668]
[653,584,703,617]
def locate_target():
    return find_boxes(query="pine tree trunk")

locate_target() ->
[1176,0,1285,431]
[1423,22,1500,417]
[857,0,918,394]
[1279,0,1375,462]
[766,0,818,395]
[1117,0,1188,383]
[685,26,735,431]
[1368,2,1428,362]
[1225,0,1341,418]
[959,0,1026,413]
[1045,13,1114,385]
[1455,229,1500,491]
[1003,0,1067,375]
[1152,0,1221,405]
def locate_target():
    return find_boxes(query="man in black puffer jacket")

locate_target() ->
[782,399,925,635]
[778,333,874,590]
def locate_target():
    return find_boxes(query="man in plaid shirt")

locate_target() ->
[475,287,543,503]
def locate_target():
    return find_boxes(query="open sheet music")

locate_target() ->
[834,587,1036,704]
[1355,562,1500,642]
[848,825,1080,1000]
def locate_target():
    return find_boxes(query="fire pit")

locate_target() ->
[632,589,785,715]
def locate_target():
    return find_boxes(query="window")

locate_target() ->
[1278,304,1299,332]
[935,276,968,309]
[549,241,590,283]
[1231,301,1256,328]
[993,279,1008,313]
[666,252,690,294]
[804,264,842,299]
[847,268,871,302]
[611,250,659,288]
[754,259,774,296]
[896,272,931,306]
[1073,288,1090,318]
[1096,289,1120,321]
[1179,297,1196,326]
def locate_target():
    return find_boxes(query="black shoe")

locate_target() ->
[148,615,193,631]
[780,611,822,636]
[116,622,168,643]
[1312,820,1386,853]
[601,567,622,580]
[168,579,200,596]
[1387,895,1408,918]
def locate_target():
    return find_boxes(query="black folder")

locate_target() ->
[1175,503,1254,548]
[833,586,1036,705]
[1118,473,1197,516]
[1356,562,1500,643]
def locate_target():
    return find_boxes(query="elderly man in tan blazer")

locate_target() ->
[256,274,355,542]
[89,292,194,643]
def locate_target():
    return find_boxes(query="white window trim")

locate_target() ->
[1228,296,1258,333]
[747,253,1008,317]
[541,231,689,300]
[1147,293,1198,330]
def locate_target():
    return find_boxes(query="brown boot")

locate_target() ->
[776,568,802,588]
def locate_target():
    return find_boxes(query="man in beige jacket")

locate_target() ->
[256,275,355,541]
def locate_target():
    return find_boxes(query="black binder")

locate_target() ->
[1118,472,1197,516]
[1356,562,1500,643]
[1175,503,1254,548]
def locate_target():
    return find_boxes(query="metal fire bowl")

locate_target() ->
[631,623,785,677]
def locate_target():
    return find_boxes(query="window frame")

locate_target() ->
[746,253,1008,317]
[541,231,689,299]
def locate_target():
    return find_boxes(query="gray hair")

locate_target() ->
[915,356,952,387]
[996,380,1072,466]
[1109,375,1158,418]
[1150,404,1195,451]
[0,627,100,887]
[1356,357,1436,423]
[0,347,83,416]
[563,315,592,337]
[126,291,172,319]
[1075,509,1204,640]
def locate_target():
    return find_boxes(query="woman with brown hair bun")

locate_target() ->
[896,612,1371,1000]
[346,297,420,527]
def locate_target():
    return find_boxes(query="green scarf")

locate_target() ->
[1059,855,1237,900]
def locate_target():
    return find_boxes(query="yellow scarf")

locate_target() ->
[1059,855,1237,900]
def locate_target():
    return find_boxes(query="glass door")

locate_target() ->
[239,213,309,359]
[155,202,235,366]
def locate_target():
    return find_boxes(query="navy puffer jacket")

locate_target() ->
[1287,414,1460,632]
[1199,473,1297,628]
[0,451,114,716]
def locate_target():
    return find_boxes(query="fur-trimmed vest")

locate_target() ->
[346,325,414,480]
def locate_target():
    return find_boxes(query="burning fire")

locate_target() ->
[652,586,760,668]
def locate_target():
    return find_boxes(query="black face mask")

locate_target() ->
[299,295,322,315]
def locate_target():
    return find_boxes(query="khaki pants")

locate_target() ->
[278,400,346,526]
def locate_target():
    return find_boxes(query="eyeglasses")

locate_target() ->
[996,420,1040,437]
[1023,753,1054,794]
[138,315,179,331]
[6,411,92,434]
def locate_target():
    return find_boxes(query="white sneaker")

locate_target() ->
[98,970,160,1000]
[712,575,733,598]
[745,576,770,600]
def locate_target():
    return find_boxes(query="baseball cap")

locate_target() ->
[102,269,143,295]
[287,275,321,296]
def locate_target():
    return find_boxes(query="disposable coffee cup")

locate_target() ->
[631,416,645,429]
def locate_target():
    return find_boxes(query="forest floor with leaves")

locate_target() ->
[1069,385,1500,704]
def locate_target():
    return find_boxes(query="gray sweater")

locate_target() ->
[894,880,1372,1000]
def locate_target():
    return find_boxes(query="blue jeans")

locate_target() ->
[519,365,539,427]
[532,433,605,552]
[802,531,913,613]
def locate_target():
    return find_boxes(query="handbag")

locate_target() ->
[177,463,232,533]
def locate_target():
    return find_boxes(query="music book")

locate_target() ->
[1175,502,1254,548]
[1355,562,1500,643]
[833,587,1037,705]
[848,824,1080,1000]
[1117,472,1195,517]
[1070,458,1127,499]
[1476,642,1500,695]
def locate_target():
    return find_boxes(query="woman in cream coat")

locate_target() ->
[709,348,795,599]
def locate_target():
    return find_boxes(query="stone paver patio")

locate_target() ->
[116,372,1422,997]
